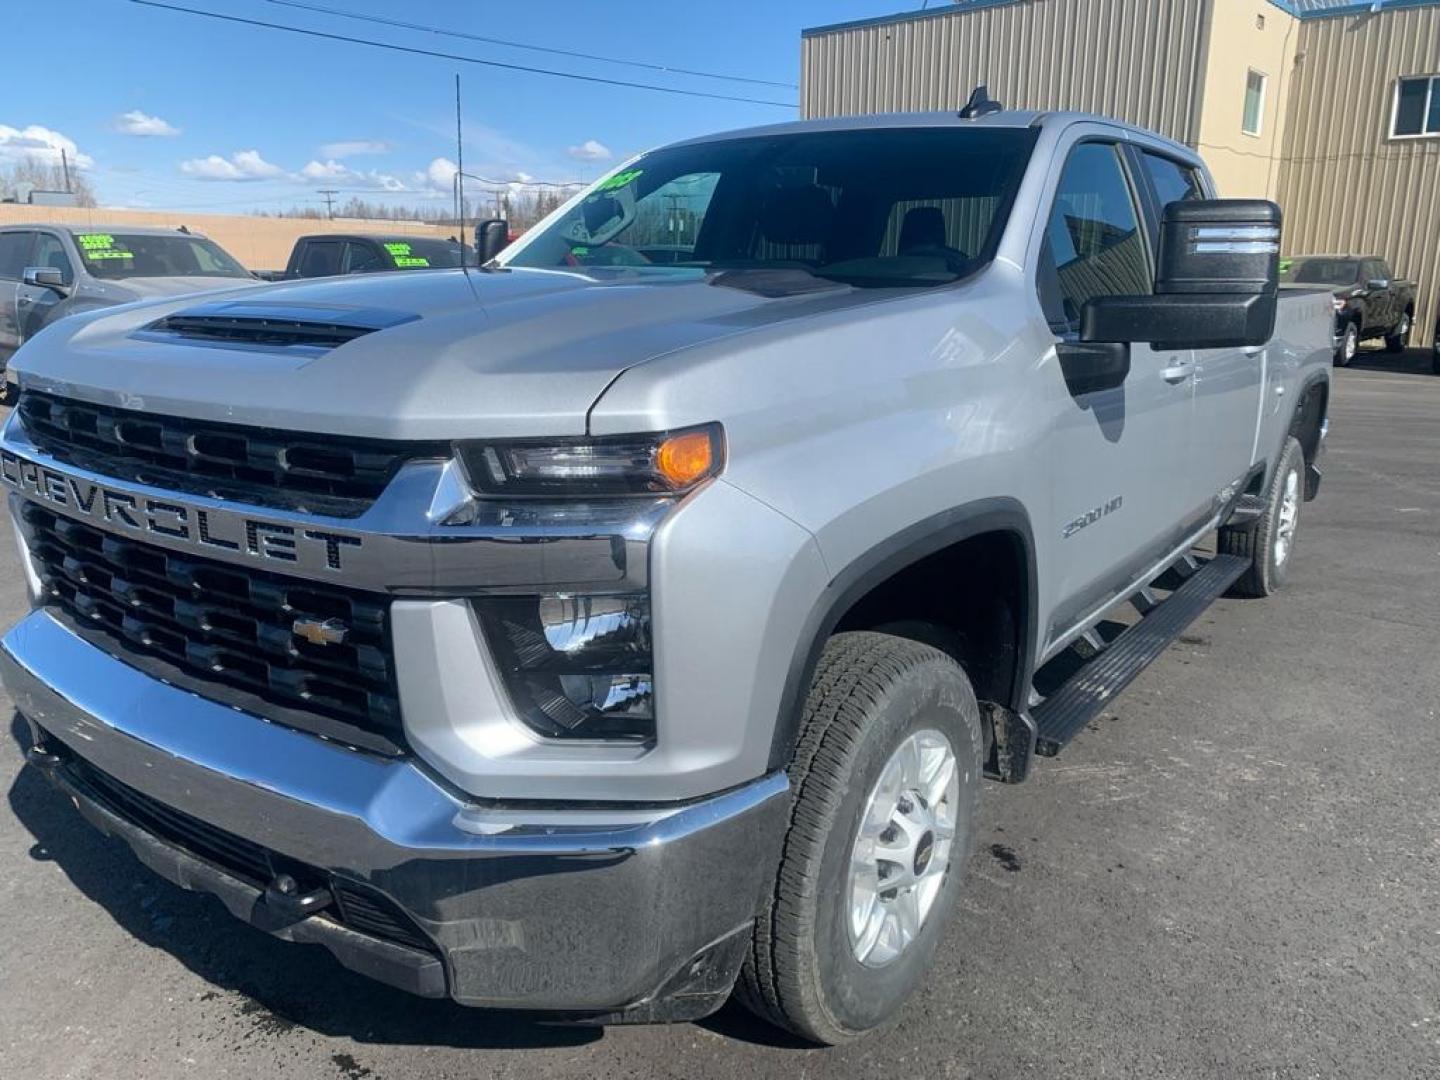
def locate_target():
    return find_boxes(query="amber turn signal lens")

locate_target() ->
[655,429,717,489]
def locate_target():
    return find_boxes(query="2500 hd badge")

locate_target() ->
[0,449,361,571]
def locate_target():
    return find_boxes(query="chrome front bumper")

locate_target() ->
[2,610,789,1016]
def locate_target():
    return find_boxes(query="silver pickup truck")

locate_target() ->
[0,105,1332,1043]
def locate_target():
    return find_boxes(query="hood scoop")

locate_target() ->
[138,300,420,352]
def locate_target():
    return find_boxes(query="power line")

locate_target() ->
[128,0,797,109]
[265,0,797,90]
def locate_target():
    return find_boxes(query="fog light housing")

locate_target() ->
[474,593,654,741]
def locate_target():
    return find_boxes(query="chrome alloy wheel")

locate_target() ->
[1395,312,1411,339]
[1275,466,1300,566]
[847,729,960,968]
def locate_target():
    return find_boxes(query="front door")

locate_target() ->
[16,232,75,346]
[1038,140,1194,648]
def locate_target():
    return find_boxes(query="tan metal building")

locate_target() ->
[802,0,1440,344]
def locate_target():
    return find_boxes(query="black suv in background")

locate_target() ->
[1280,254,1417,366]
[275,234,474,280]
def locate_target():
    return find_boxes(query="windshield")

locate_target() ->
[73,232,252,280]
[505,128,1038,288]
[381,238,471,269]
[1280,257,1360,286]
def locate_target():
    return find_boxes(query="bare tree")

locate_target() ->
[0,156,97,206]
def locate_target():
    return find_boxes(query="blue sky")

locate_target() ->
[5,0,912,214]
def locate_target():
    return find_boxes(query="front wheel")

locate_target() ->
[1335,321,1359,366]
[738,631,983,1044]
[1219,436,1305,598]
[1385,310,1412,353]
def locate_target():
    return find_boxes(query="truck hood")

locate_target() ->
[101,275,266,300]
[14,267,894,439]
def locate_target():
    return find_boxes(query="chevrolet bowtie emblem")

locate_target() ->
[292,617,349,647]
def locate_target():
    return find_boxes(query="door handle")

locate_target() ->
[1160,361,1192,383]
[1242,345,1265,357]
[17,296,33,306]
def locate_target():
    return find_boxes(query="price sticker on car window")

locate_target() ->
[76,233,134,261]
[384,241,429,268]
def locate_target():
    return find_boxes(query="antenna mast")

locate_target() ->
[455,73,467,270]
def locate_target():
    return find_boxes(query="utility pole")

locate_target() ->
[318,189,338,219]
[61,148,72,193]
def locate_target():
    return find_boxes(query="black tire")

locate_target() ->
[1335,321,1358,366]
[1219,436,1305,598]
[1385,310,1412,353]
[737,631,983,1044]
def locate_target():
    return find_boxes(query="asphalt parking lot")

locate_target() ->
[0,350,1437,1080]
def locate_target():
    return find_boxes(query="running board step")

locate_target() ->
[1030,554,1248,756]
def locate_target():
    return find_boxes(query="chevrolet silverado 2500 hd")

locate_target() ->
[0,106,1332,1043]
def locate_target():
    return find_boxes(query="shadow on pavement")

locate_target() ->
[1345,344,1437,376]
[6,714,601,1052]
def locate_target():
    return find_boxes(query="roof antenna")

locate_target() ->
[959,84,1002,119]
[455,73,468,275]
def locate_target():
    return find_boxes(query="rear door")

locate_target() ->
[295,239,344,278]
[1037,138,1194,644]
[1137,149,1264,521]
[0,231,35,362]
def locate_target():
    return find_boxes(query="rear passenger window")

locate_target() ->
[1141,152,1205,209]
[0,232,33,281]
[1038,143,1151,331]
[298,241,343,278]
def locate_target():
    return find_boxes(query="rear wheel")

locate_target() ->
[738,631,983,1044]
[1219,436,1305,598]
[1385,310,1412,353]
[1335,321,1358,366]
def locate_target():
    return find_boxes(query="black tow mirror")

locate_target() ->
[475,218,510,263]
[1082,199,1281,351]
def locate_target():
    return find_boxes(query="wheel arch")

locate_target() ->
[766,498,1038,771]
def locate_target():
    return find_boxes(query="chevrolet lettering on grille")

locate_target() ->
[0,449,362,572]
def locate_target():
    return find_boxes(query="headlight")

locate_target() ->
[457,423,723,497]
[474,593,654,741]
[1332,297,1347,313]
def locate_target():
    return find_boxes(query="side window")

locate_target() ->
[1372,260,1392,283]
[30,234,74,285]
[343,241,386,274]
[0,232,34,281]
[297,241,343,278]
[1039,143,1151,332]
[1140,152,1204,209]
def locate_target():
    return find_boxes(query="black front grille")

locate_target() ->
[18,391,447,514]
[60,752,437,956]
[22,502,404,756]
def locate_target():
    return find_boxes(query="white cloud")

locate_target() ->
[299,159,407,191]
[567,139,612,162]
[179,149,284,181]
[419,156,458,192]
[319,139,390,159]
[115,110,181,137]
[0,124,94,168]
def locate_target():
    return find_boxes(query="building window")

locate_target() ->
[1242,70,1267,136]
[1392,75,1440,138]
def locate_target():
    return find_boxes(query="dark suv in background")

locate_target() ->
[1280,254,1417,366]
[276,233,474,279]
